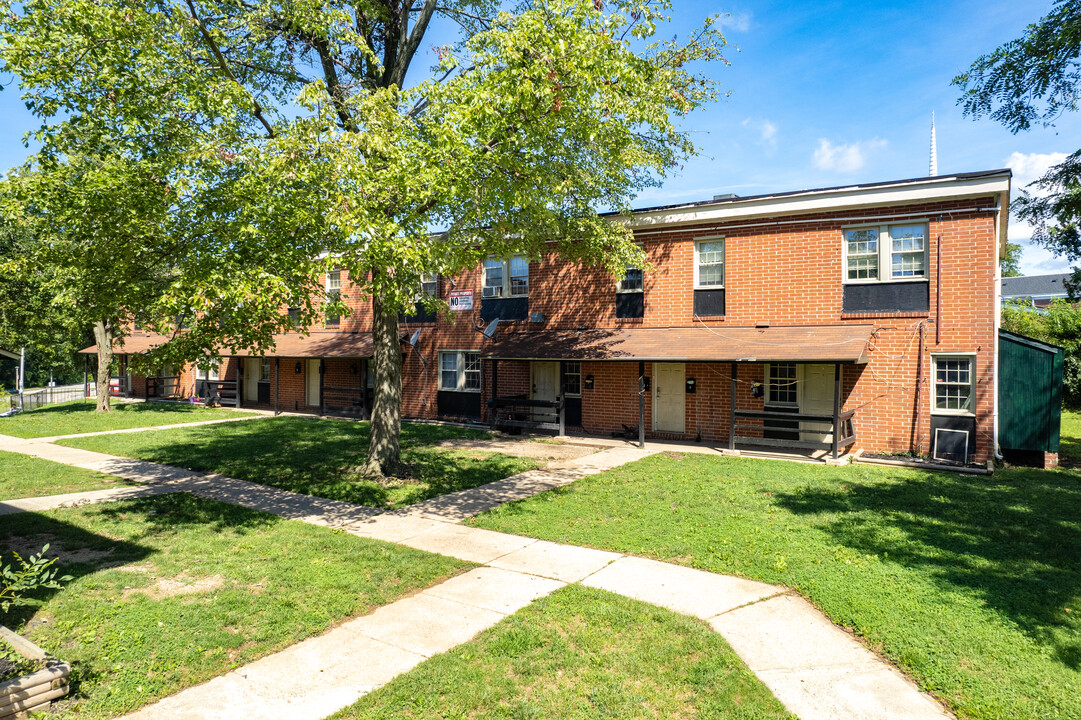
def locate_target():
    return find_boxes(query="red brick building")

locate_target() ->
[103,170,1011,463]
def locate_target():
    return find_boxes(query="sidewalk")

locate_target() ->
[0,430,950,720]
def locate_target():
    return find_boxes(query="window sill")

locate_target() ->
[440,388,482,394]
[843,278,928,285]
[931,410,976,418]
[841,311,928,319]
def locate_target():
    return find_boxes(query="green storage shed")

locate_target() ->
[998,329,1063,456]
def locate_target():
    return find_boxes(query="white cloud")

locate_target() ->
[741,118,777,147]
[811,138,887,173]
[1005,151,1067,198]
[717,11,751,33]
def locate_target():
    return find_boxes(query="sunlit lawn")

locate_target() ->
[62,417,541,508]
[333,585,794,720]
[0,400,257,439]
[475,454,1081,720]
[1,494,470,719]
[0,450,133,499]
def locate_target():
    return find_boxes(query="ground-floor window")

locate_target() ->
[767,363,797,405]
[563,361,582,396]
[439,351,481,392]
[932,354,975,414]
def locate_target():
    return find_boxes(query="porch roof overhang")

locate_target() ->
[80,331,376,359]
[485,325,873,364]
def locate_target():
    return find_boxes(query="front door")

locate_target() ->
[244,358,260,403]
[799,364,835,443]
[306,359,321,407]
[531,362,560,422]
[653,363,686,433]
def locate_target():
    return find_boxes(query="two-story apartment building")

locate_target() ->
[100,169,1010,464]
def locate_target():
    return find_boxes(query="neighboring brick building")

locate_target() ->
[95,169,1011,464]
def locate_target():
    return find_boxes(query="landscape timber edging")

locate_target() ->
[0,626,70,719]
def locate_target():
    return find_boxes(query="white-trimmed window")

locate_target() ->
[482,256,529,298]
[844,223,927,282]
[563,361,582,396]
[767,363,797,405]
[694,238,725,288]
[326,269,342,326]
[933,354,975,415]
[420,273,438,298]
[260,358,271,382]
[439,351,482,392]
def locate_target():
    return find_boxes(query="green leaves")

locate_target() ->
[1,544,72,614]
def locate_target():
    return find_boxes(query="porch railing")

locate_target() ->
[146,375,181,398]
[201,380,238,407]
[323,385,367,418]
[489,396,565,435]
[732,409,856,459]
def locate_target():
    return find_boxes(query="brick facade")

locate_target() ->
[112,172,1009,463]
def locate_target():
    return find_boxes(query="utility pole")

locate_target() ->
[18,347,25,394]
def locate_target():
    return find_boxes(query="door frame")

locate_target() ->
[652,362,686,433]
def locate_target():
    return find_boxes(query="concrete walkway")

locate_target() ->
[0,431,950,720]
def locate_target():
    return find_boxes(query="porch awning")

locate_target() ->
[80,331,375,359]
[484,325,873,364]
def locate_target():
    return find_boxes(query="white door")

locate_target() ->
[244,358,260,402]
[531,362,560,422]
[799,364,835,443]
[306,359,321,406]
[653,363,686,433]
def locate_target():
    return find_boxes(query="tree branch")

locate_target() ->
[387,0,438,88]
[182,0,276,137]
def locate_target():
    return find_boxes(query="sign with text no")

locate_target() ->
[448,290,474,311]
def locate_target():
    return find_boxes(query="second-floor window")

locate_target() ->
[695,238,725,288]
[483,256,529,298]
[844,223,927,282]
[420,273,438,298]
[616,245,644,293]
[326,270,341,326]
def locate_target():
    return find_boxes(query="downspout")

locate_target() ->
[913,323,925,455]
[993,204,1004,461]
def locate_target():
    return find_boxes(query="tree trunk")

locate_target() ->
[92,319,114,413]
[364,294,402,476]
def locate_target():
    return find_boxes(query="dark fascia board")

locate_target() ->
[0,348,19,361]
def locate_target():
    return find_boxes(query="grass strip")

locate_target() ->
[61,417,541,508]
[474,452,1081,720]
[0,400,257,439]
[0,450,133,500]
[334,584,794,720]
[1,493,470,719]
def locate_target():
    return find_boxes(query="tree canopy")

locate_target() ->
[953,0,1081,292]
[0,0,728,468]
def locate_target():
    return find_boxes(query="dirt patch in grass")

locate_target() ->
[438,438,598,463]
[122,574,225,600]
[2,533,115,565]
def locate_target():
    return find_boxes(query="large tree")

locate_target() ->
[1,0,726,473]
[953,0,1081,294]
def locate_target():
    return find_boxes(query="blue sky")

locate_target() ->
[0,0,1073,274]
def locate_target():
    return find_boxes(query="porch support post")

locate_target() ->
[729,362,738,450]
[638,361,645,448]
[319,358,325,416]
[490,359,498,430]
[832,363,841,460]
[274,357,280,416]
[358,358,365,419]
[236,361,242,408]
[83,355,90,399]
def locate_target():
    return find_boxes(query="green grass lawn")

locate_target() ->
[1,494,469,719]
[333,585,793,720]
[61,417,541,508]
[1059,409,1081,466]
[474,455,1081,720]
[0,450,134,499]
[0,400,257,439]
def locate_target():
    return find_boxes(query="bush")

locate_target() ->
[1002,300,1081,408]
[0,544,70,615]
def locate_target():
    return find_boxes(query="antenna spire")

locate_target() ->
[929,112,938,177]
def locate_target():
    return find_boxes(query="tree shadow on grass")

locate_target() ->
[98,417,521,507]
[774,466,1081,669]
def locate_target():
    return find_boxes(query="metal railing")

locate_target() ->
[200,380,238,407]
[146,376,181,398]
[489,396,565,434]
[6,383,99,413]
[323,385,367,417]
[732,408,856,459]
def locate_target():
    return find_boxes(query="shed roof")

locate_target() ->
[485,325,873,364]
